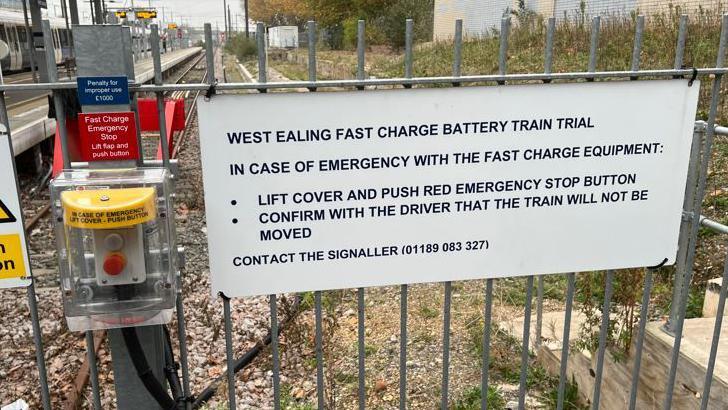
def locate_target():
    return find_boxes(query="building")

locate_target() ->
[433,0,721,40]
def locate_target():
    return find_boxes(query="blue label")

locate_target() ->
[77,76,130,106]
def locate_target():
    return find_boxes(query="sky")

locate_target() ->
[110,0,244,29]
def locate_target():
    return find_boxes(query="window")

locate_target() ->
[8,26,18,50]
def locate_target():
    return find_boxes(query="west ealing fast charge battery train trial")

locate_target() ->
[224,116,595,144]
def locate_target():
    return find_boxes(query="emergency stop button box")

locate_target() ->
[61,187,157,286]
[50,168,177,331]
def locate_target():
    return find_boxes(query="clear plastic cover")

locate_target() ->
[50,168,177,331]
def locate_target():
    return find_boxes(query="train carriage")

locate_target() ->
[0,9,70,73]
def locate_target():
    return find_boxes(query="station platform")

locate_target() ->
[9,47,201,156]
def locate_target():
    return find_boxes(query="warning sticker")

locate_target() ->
[0,234,27,280]
[0,199,17,223]
[61,187,157,229]
[0,133,31,288]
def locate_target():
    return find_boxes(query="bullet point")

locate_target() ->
[231,200,237,205]
[232,218,238,224]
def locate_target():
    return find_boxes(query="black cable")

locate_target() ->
[121,327,179,410]
[163,326,185,406]
[192,295,302,409]
[120,295,302,409]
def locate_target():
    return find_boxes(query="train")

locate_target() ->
[0,9,70,72]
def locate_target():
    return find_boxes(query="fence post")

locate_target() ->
[0,63,51,410]
[665,18,696,334]
[150,24,170,168]
[663,15,728,409]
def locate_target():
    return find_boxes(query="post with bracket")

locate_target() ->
[47,23,181,409]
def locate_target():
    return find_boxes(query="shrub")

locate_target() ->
[225,33,258,61]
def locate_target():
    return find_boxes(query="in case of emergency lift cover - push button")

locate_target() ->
[60,187,157,229]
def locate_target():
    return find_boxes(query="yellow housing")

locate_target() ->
[61,187,157,229]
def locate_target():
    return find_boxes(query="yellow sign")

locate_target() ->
[167,23,178,30]
[0,234,26,280]
[0,199,16,223]
[115,10,127,18]
[62,187,157,229]
[135,10,157,19]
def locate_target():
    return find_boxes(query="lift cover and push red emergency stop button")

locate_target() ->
[103,253,127,276]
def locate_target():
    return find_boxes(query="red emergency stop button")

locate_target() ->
[103,253,127,276]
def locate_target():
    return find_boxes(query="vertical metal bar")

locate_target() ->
[25,24,58,410]
[42,20,70,168]
[544,17,555,77]
[441,281,452,410]
[314,291,324,410]
[699,249,728,410]
[627,270,653,410]
[26,283,51,410]
[358,287,366,410]
[85,330,102,410]
[630,15,644,79]
[150,25,170,169]
[20,0,38,83]
[518,276,535,409]
[453,19,462,83]
[350,23,367,408]
[497,17,510,84]
[535,276,544,348]
[666,14,693,329]
[129,93,145,166]
[222,295,237,410]
[668,126,705,333]
[674,15,688,71]
[270,295,280,409]
[399,284,408,410]
[204,24,215,83]
[404,18,413,88]
[556,273,575,410]
[663,15,728,409]
[0,83,8,133]
[307,21,316,90]
[481,279,493,410]
[356,20,365,90]
[256,23,267,91]
[588,16,601,78]
[592,270,615,410]
[3,89,49,409]
[175,296,192,403]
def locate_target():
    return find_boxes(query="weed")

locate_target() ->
[541,377,584,410]
[452,386,506,410]
[334,371,358,385]
[686,286,705,319]
[364,344,377,357]
[281,384,317,410]
[419,304,439,319]
[225,33,257,61]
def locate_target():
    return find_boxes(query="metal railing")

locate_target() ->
[3,12,728,410]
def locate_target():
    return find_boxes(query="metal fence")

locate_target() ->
[4,11,728,410]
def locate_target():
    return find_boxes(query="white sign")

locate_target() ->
[198,80,699,297]
[0,131,32,288]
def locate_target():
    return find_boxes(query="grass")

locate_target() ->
[540,377,585,410]
[281,384,317,410]
[222,53,245,83]
[452,386,506,410]
[419,304,439,319]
